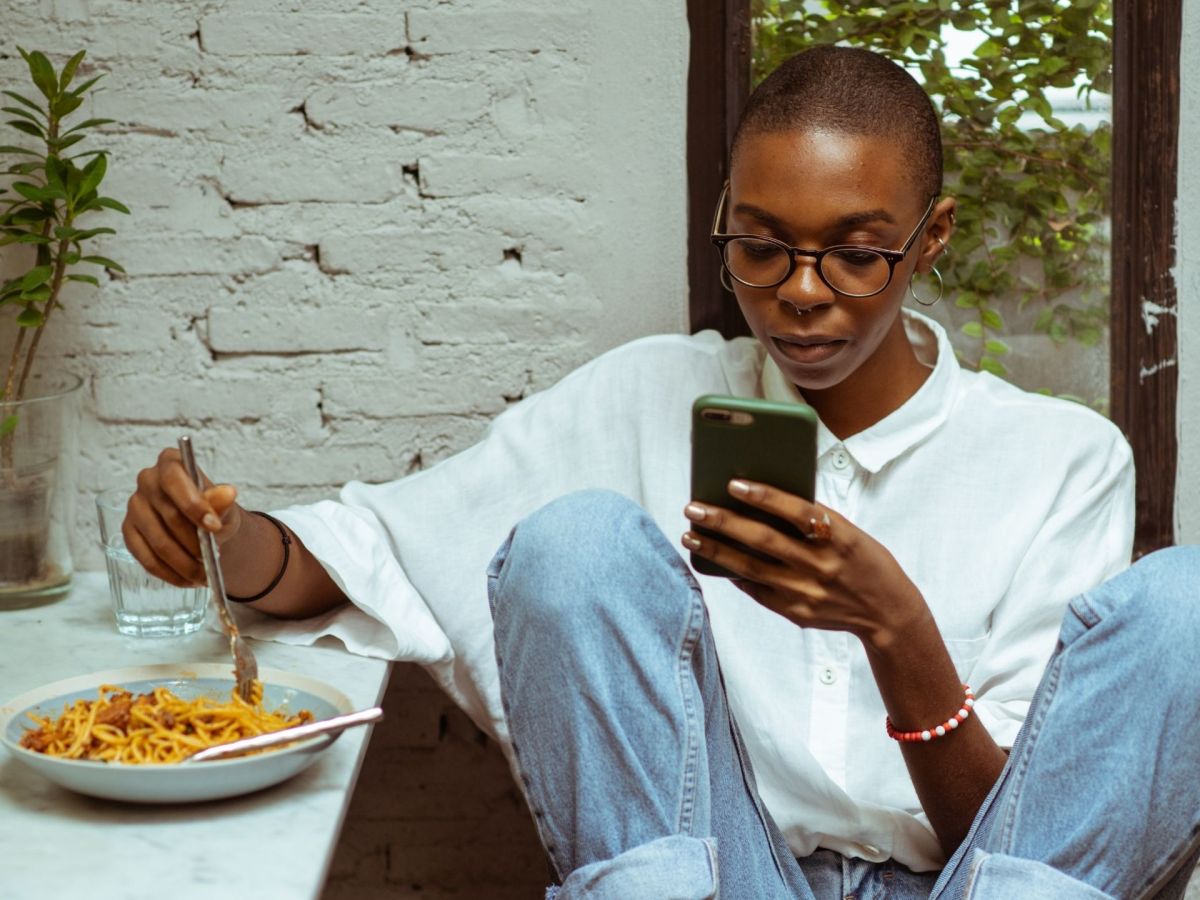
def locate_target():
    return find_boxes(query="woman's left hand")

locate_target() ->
[682,479,926,650]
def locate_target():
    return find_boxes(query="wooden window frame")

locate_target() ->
[686,0,1182,555]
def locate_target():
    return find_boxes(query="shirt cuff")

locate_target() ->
[227,499,454,665]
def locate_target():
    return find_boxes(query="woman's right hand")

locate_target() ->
[123,448,245,588]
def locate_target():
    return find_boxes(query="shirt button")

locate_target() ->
[819,666,837,685]
[831,448,851,470]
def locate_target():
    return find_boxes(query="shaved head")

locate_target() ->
[732,45,943,201]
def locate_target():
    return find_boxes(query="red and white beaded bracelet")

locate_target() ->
[886,685,975,743]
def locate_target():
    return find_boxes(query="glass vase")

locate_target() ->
[0,371,83,605]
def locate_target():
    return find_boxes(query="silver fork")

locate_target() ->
[177,436,259,702]
[184,706,384,763]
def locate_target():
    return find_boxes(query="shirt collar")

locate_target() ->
[759,308,961,474]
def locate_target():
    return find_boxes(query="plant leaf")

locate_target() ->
[19,286,51,303]
[10,207,52,224]
[68,226,116,240]
[82,255,125,272]
[22,50,59,102]
[12,182,55,202]
[981,308,1006,331]
[65,162,81,201]
[0,415,18,438]
[19,265,53,291]
[2,106,43,125]
[5,161,43,176]
[52,92,84,118]
[66,273,100,286]
[97,196,130,214]
[0,145,40,156]
[979,356,1008,377]
[45,155,68,192]
[53,133,86,152]
[68,74,105,98]
[77,153,107,199]
[63,117,115,136]
[1,91,45,118]
[6,120,45,139]
[16,306,45,327]
[59,50,86,90]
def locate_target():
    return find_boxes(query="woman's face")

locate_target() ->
[726,128,952,393]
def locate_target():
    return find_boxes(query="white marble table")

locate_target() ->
[0,571,391,900]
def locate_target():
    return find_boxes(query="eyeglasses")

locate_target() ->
[710,182,937,298]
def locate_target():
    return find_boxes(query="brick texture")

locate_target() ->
[322,664,550,900]
[0,0,688,895]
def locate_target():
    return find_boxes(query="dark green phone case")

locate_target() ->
[690,394,818,578]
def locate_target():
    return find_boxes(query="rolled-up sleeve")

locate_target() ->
[229,499,454,664]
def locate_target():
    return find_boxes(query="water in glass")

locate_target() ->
[95,488,208,637]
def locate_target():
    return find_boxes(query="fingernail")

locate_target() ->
[728,480,751,497]
[684,503,707,522]
[681,533,702,551]
[202,513,221,530]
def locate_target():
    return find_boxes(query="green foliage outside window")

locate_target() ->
[752,0,1112,393]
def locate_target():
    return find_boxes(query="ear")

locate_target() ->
[915,197,957,274]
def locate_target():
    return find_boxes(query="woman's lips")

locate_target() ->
[772,335,849,365]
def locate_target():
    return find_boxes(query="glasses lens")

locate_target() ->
[723,238,791,288]
[821,249,892,297]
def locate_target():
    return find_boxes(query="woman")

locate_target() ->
[125,46,1200,898]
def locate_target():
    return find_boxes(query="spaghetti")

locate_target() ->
[19,681,313,764]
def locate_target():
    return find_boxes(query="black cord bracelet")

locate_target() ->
[226,511,292,603]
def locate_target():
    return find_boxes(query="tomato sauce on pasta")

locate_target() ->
[19,681,312,764]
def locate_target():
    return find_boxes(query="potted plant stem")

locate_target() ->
[0,47,128,600]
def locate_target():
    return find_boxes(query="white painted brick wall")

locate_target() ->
[1,0,688,894]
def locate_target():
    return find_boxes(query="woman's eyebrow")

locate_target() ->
[731,203,898,233]
[836,208,897,228]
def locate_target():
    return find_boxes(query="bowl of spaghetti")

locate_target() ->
[0,663,354,803]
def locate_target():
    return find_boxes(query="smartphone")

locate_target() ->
[689,394,818,578]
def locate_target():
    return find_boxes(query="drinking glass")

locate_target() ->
[95,489,208,637]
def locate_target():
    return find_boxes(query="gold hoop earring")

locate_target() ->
[720,267,735,294]
[908,267,944,307]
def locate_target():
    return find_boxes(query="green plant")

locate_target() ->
[0,47,128,448]
[752,0,1111,392]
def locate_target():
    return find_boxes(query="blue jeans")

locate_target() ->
[487,490,1200,899]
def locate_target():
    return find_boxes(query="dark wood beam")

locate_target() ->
[687,0,752,338]
[1111,0,1182,554]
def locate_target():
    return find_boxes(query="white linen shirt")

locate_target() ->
[234,310,1134,872]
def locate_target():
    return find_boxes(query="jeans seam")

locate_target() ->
[718,665,797,888]
[488,569,568,882]
[994,650,1064,852]
[675,588,705,835]
[705,836,720,897]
